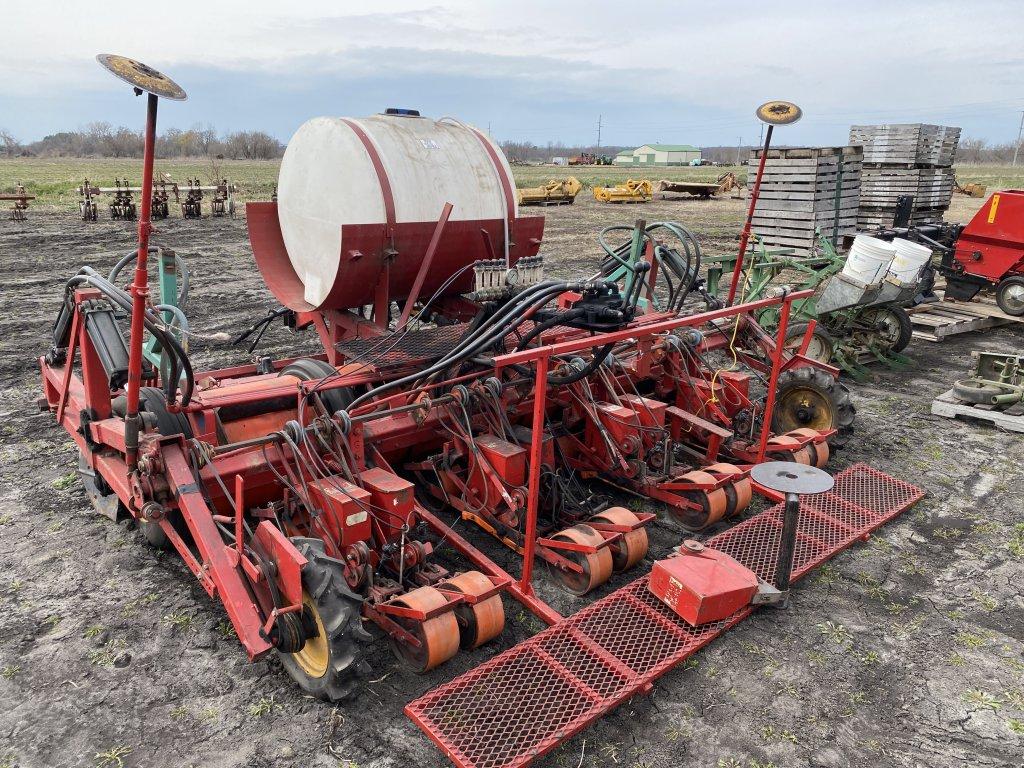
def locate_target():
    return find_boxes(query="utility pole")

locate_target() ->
[736,137,743,166]
[1013,110,1024,167]
[597,114,602,154]
[759,121,765,147]
[487,121,492,138]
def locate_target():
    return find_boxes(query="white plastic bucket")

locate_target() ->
[889,238,933,283]
[842,235,896,284]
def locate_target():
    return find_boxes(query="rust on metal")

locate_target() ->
[406,464,925,768]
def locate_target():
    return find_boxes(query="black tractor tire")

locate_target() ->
[277,538,369,701]
[995,276,1024,317]
[279,358,355,414]
[772,366,856,441]
[783,322,835,364]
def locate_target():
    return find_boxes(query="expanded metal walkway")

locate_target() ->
[406,464,925,768]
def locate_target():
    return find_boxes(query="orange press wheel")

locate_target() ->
[387,585,460,673]
[590,507,648,572]
[548,524,614,596]
[705,462,753,518]
[766,435,810,464]
[790,428,830,468]
[674,470,728,530]
[445,571,505,650]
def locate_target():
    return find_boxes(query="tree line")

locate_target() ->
[1,125,1017,164]
[498,140,631,163]
[0,123,284,160]
[498,139,1020,166]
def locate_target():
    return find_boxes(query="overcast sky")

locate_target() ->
[2,1,1022,148]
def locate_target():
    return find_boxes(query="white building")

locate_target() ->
[614,144,702,167]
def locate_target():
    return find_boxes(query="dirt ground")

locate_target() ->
[1,193,1022,768]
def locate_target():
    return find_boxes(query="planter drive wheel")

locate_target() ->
[278,538,369,700]
[772,367,855,438]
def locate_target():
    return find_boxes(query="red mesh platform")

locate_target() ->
[335,323,470,368]
[405,463,924,768]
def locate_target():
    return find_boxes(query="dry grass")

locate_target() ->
[0,157,278,208]
[1,156,1021,213]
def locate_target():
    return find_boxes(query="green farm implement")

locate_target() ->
[705,236,933,379]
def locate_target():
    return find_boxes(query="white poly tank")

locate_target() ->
[842,235,896,285]
[888,238,932,284]
[277,112,517,309]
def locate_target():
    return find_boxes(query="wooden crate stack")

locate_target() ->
[747,146,862,255]
[850,124,960,228]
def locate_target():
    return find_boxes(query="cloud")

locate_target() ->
[0,0,1021,145]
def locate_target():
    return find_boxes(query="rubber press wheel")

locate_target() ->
[952,378,1012,406]
[996,276,1024,317]
[766,434,812,465]
[388,585,460,673]
[789,427,831,468]
[445,571,505,650]
[279,538,368,701]
[548,524,614,596]
[704,463,753,518]
[674,470,728,530]
[589,507,648,572]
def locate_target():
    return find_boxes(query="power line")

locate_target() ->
[1014,110,1024,167]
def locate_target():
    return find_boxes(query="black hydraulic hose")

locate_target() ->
[347,281,583,412]
[437,282,590,367]
[599,221,704,313]
[423,281,576,369]
[70,268,195,405]
[109,248,191,307]
[233,307,291,353]
[69,271,183,401]
[513,308,587,353]
[442,280,569,354]
[547,342,615,386]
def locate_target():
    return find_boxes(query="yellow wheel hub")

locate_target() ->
[292,592,329,679]
[777,388,834,432]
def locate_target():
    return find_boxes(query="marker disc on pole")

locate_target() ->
[756,101,802,125]
[96,54,187,101]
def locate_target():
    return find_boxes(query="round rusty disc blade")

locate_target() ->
[756,100,802,125]
[96,54,187,101]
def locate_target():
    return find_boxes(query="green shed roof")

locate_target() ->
[643,144,700,152]
[615,149,634,156]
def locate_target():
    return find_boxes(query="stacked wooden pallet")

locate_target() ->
[748,146,862,255]
[904,281,1020,342]
[850,124,961,165]
[850,124,960,229]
